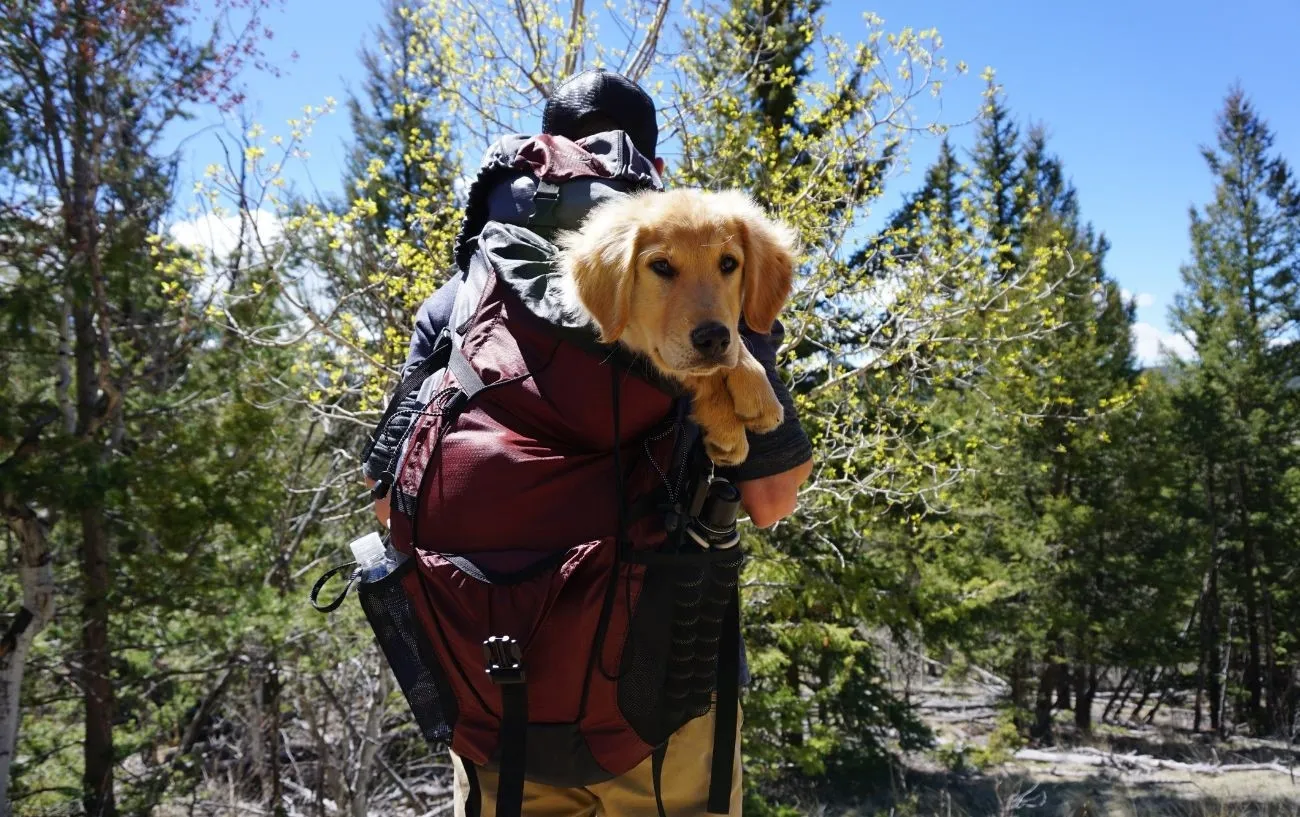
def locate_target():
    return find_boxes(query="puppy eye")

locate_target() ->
[650,258,675,278]
[719,255,738,274]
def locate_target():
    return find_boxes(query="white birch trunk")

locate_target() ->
[0,513,56,817]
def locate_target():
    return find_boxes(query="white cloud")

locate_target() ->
[1132,322,1195,366]
[165,209,291,309]
[1121,288,1155,310]
[169,209,284,262]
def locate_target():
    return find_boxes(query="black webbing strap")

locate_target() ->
[464,761,482,817]
[581,363,633,712]
[530,179,561,224]
[308,561,359,613]
[483,634,527,817]
[496,682,528,817]
[651,743,669,817]
[448,344,487,404]
[363,328,454,499]
[707,587,741,814]
[442,549,570,586]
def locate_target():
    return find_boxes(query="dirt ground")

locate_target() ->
[844,662,1300,816]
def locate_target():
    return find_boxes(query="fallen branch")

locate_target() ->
[904,649,1010,690]
[1014,747,1294,777]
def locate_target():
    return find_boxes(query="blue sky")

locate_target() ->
[168,0,1300,364]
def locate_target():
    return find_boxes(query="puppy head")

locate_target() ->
[556,188,798,378]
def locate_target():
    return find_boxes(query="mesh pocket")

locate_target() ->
[618,544,745,746]
[356,558,458,747]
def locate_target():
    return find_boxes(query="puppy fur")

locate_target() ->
[555,187,799,466]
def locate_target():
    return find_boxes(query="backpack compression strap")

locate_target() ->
[708,587,742,814]
[483,635,528,817]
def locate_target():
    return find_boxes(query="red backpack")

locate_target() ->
[315,131,745,817]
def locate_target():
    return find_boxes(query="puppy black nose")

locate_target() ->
[691,322,731,357]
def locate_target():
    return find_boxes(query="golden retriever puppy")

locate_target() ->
[555,187,799,466]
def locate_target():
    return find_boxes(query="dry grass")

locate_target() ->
[766,773,1300,817]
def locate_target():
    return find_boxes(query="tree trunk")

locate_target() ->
[1073,664,1095,733]
[1229,458,1266,734]
[1055,663,1073,711]
[249,650,284,812]
[73,253,116,817]
[1008,647,1032,734]
[1206,603,1227,738]
[1242,542,1264,732]
[1129,670,1153,722]
[0,509,57,817]
[784,656,803,747]
[1203,565,1223,734]
[1032,659,1062,742]
[68,0,120,807]
[1193,661,1205,733]
[1260,570,1279,735]
[352,660,392,817]
[266,655,283,817]
[1207,637,1223,734]
[1102,667,1131,723]
[80,504,116,817]
[1143,678,1170,726]
[1114,668,1138,721]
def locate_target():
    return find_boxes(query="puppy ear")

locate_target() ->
[724,192,798,333]
[557,196,644,343]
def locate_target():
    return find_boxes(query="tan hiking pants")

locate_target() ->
[450,705,744,816]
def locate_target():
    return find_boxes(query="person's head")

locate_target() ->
[542,69,666,176]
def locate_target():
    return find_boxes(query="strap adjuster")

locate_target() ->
[530,180,561,224]
[483,635,526,684]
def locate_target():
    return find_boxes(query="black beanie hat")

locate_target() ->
[542,68,659,159]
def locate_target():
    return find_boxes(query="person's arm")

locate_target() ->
[367,475,390,528]
[736,458,813,528]
[719,318,814,528]
[362,275,462,523]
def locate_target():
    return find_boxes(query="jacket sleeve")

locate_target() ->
[714,319,814,483]
[361,276,463,483]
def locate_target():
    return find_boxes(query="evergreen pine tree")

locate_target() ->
[1169,85,1300,736]
[969,79,1023,277]
[344,0,459,245]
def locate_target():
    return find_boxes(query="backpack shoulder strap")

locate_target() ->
[363,327,454,500]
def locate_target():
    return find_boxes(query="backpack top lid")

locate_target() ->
[451,128,663,272]
[444,132,682,398]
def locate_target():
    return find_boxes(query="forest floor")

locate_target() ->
[156,654,1299,817]
[776,656,1300,817]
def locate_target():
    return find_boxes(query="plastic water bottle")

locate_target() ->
[350,531,406,583]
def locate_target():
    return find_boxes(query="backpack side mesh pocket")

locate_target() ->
[617,544,745,747]
[355,558,459,747]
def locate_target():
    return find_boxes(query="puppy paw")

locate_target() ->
[730,379,784,435]
[702,423,750,467]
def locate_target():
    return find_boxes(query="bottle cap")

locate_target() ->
[700,480,742,532]
[349,532,386,568]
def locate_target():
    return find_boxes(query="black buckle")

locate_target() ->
[530,180,561,224]
[533,181,560,202]
[443,389,469,418]
[483,635,526,684]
